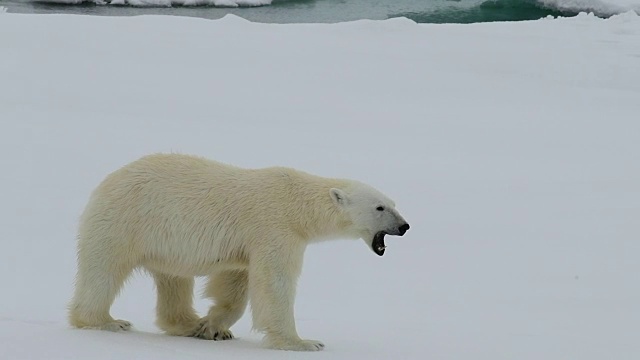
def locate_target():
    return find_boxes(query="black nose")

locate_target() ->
[398,223,410,236]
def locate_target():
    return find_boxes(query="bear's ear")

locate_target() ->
[329,188,348,206]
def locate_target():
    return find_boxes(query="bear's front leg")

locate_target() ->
[249,245,324,351]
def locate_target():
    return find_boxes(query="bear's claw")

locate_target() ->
[214,331,234,340]
[115,320,132,331]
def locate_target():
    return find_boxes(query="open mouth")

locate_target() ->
[372,231,387,256]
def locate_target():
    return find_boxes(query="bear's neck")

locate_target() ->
[285,171,353,242]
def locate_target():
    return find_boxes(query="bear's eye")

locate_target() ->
[376,206,385,211]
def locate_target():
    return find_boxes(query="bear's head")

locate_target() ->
[330,183,409,256]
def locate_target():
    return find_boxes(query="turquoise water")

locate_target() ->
[0,0,624,23]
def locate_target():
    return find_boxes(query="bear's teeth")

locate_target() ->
[378,246,386,251]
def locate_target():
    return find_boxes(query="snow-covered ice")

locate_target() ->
[1,11,639,360]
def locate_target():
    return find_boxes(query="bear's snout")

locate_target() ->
[398,223,410,236]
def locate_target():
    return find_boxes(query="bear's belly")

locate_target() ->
[141,258,249,277]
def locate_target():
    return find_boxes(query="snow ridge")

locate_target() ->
[539,0,640,16]
[36,0,272,6]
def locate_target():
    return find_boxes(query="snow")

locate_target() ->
[1,11,640,360]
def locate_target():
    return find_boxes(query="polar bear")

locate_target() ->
[68,153,409,351]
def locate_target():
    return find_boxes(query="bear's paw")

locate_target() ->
[267,338,325,351]
[192,319,234,341]
[86,319,132,332]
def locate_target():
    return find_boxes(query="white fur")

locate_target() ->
[68,153,407,351]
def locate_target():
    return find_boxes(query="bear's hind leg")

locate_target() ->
[153,273,200,337]
[193,270,248,340]
[68,259,134,331]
